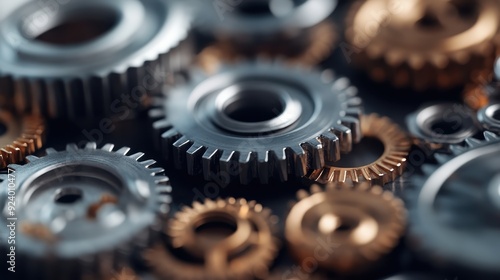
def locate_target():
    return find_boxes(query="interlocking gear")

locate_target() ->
[407,131,500,278]
[345,0,500,90]
[195,0,336,66]
[0,111,45,168]
[0,0,192,119]
[150,62,362,184]
[477,103,500,133]
[144,198,280,280]
[0,143,172,280]
[285,183,406,274]
[308,114,411,186]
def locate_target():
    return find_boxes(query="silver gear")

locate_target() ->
[150,61,362,184]
[407,131,500,278]
[0,0,192,120]
[478,103,500,133]
[0,142,172,280]
[406,103,481,153]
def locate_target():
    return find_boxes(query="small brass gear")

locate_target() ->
[0,111,45,168]
[308,114,411,186]
[285,183,406,274]
[345,0,500,90]
[144,198,280,280]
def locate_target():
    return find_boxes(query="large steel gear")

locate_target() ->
[285,183,406,275]
[345,0,500,90]
[308,114,411,186]
[195,0,337,66]
[407,131,500,278]
[0,111,46,168]
[150,62,362,184]
[144,198,280,280]
[0,0,192,120]
[406,103,481,153]
[0,143,172,280]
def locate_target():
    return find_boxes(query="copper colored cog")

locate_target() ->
[345,0,500,90]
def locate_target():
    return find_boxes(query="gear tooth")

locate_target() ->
[320,131,340,162]
[25,155,39,163]
[272,148,288,182]
[450,144,466,155]
[239,152,256,185]
[7,164,22,171]
[310,184,323,194]
[202,147,220,181]
[186,143,206,176]
[149,167,165,176]
[257,151,271,184]
[115,147,131,155]
[172,136,193,170]
[430,53,449,69]
[66,143,79,151]
[219,150,237,181]
[302,139,324,170]
[141,159,157,168]
[84,142,97,150]
[434,153,450,165]
[289,146,307,177]
[484,131,499,141]
[385,50,406,66]
[331,77,351,91]
[332,124,353,153]
[465,137,482,148]
[44,148,58,155]
[296,189,310,200]
[101,144,115,152]
[160,128,181,160]
[408,55,426,70]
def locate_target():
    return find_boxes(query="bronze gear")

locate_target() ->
[307,114,411,186]
[0,111,45,168]
[144,198,280,280]
[345,0,500,90]
[285,183,406,274]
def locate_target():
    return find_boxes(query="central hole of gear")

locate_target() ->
[195,219,238,244]
[333,137,385,167]
[236,1,273,16]
[223,89,285,123]
[416,11,442,29]
[54,187,83,204]
[431,120,463,135]
[33,13,119,45]
[0,122,7,136]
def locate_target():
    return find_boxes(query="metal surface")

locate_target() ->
[150,62,362,184]
[0,0,193,119]
[408,131,500,278]
[308,114,411,186]
[144,198,280,280]
[0,142,172,280]
[478,103,500,133]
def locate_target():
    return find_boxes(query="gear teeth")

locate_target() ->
[44,148,58,155]
[115,147,131,155]
[84,142,97,150]
[101,144,115,152]
[272,149,288,182]
[219,150,237,180]
[172,136,192,170]
[202,147,220,181]
[66,143,79,152]
[25,155,39,163]
[141,159,156,168]
[434,153,450,165]
[450,144,466,155]
[465,137,482,148]
[484,131,499,141]
[149,168,165,176]
[239,152,256,185]
[333,124,353,153]
[186,143,206,176]
[302,139,324,170]
[320,131,340,163]
[290,146,308,177]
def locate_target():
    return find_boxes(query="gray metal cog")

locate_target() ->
[0,142,172,280]
[150,61,362,184]
[0,0,193,120]
[407,131,500,278]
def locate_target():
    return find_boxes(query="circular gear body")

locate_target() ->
[0,143,172,280]
[406,103,480,153]
[151,62,362,184]
[195,0,337,65]
[285,183,406,274]
[0,0,193,120]
[345,0,500,90]
[144,198,280,280]
[308,114,411,186]
[408,131,500,278]
[0,111,46,168]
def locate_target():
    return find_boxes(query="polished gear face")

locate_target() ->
[0,0,192,119]
[0,111,45,168]
[285,183,406,274]
[345,0,500,90]
[308,114,411,186]
[151,62,362,184]
[0,143,172,280]
[144,198,280,280]
[408,132,500,277]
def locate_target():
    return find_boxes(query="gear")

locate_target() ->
[0,0,192,120]
[407,131,500,278]
[463,57,500,110]
[0,143,172,280]
[195,0,336,66]
[308,114,411,186]
[197,21,337,70]
[406,103,481,153]
[144,198,280,280]
[0,111,45,168]
[477,103,500,133]
[345,0,500,90]
[285,183,406,275]
[150,62,362,184]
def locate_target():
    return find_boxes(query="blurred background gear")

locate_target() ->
[144,198,280,280]
[150,62,362,184]
[0,143,172,280]
[0,110,45,168]
[0,0,193,120]
[477,103,500,133]
[345,0,500,90]
[194,0,337,66]
[407,131,500,279]
[308,114,411,186]
[406,103,480,153]
[285,183,406,275]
